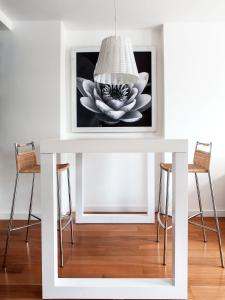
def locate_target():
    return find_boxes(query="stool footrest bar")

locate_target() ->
[188,212,203,220]
[10,221,41,231]
[188,220,217,232]
[157,213,173,230]
[61,216,73,231]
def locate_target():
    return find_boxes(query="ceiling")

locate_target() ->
[0,0,225,30]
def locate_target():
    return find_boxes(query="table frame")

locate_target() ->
[40,138,188,299]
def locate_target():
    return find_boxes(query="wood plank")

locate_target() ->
[0,217,224,299]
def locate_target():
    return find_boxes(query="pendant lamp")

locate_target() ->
[94,0,138,85]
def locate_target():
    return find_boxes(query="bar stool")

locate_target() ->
[3,142,74,268]
[156,141,224,268]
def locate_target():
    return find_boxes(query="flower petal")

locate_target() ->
[80,97,100,113]
[96,99,111,113]
[83,79,95,99]
[96,100,126,120]
[134,72,149,96]
[96,83,102,96]
[96,113,120,124]
[120,111,143,123]
[77,77,87,97]
[107,99,124,110]
[94,88,102,101]
[105,110,126,120]
[132,94,151,112]
[126,88,138,105]
[139,100,151,112]
[120,99,136,112]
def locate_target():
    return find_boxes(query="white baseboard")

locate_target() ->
[84,206,148,213]
[0,208,225,220]
[188,210,225,217]
[85,207,225,217]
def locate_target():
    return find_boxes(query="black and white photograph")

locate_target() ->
[72,48,156,132]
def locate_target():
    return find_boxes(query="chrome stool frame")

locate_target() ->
[3,142,74,268]
[156,141,224,268]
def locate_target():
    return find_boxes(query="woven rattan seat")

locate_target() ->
[16,150,69,173]
[160,163,208,173]
[19,163,69,173]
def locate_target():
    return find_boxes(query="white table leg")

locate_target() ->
[172,152,188,299]
[75,153,83,223]
[147,153,155,222]
[41,153,58,299]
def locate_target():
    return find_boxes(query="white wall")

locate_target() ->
[0,21,62,218]
[0,23,164,218]
[61,28,164,212]
[2,20,225,218]
[163,22,225,215]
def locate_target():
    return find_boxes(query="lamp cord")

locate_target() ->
[114,0,117,36]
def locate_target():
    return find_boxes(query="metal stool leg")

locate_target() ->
[156,168,163,242]
[25,173,35,243]
[67,168,74,244]
[3,173,19,268]
[208,171,224,268]
[194,173,207,243]
[57,172,64,268]
[163,171,170,266]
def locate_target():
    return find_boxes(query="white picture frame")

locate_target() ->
[71,46,157,133]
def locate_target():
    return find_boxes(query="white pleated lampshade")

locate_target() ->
[94,35,139,85]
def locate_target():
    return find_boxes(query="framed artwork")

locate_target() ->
[71,46,156,132]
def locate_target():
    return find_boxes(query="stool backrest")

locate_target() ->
[15,142,37,173]
[193,141,212,171]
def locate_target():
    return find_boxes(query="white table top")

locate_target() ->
[40,137,188,154]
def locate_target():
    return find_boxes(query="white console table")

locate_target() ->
[40,138,188,299]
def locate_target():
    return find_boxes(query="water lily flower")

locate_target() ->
[77,72,151,124]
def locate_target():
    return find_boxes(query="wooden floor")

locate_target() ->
[0,217,225,299]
